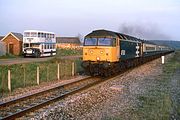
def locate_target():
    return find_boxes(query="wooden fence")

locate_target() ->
[0,59,83,94]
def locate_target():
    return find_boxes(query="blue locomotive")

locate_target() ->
[82,29,174,76]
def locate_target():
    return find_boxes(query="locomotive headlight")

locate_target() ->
[97,57,100,61]
[100,51,103,54]
[90,50,93,54]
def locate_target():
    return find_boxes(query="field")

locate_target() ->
[128,51,180,119]
[56,48,82,57]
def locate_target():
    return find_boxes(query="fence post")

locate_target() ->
[37,67,39,85]
[47,66,49,81]
[72,62,75,76]
[8,70,11,92]
[162,56,164,64]
[23,66,26,87]
[57,63,60,80]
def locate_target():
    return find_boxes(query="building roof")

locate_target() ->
[11,32,23,41]
[1,32,23,41]
[56,37,81,44]
[0,36,4,41]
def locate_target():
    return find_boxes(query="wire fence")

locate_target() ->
[0,59,83,96]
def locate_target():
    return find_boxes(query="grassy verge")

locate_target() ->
[129,51,180,120]
[0,53,22,59]
[0,58,83,96]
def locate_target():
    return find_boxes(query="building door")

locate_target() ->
[9,44,14,54]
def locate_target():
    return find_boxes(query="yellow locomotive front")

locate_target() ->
[83,37,119,62]
[82,30,120,76]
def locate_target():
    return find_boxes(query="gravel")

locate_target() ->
[0,76,88,103]
[21,54,174,120]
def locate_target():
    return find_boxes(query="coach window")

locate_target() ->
[38,32,41,37]
[24,32,30,37]
[40,33,43,38]
[24,43,29,48]
[31,32,37,37]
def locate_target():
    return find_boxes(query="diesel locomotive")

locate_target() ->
[82,29,173,76]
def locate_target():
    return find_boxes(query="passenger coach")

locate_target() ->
[23,30,56,57]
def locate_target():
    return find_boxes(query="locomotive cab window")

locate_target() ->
[84,37,116,46]
[84,38,97,46]
[98,38,115,46]
[112,38,116,46]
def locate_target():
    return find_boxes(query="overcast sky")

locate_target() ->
[0,0,180,40]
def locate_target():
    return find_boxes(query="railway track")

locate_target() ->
[0,57,156,120]
[0,76,104,120]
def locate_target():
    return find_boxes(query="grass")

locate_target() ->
[0,53,22,59]
[56,48,82,57]
[0,48,82,59]
[130,51,180,120]
[0,58,83,96]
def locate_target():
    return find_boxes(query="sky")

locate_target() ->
[0,0,180,40]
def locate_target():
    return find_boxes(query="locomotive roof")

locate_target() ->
[85,29,173,49]
[85,29,118,38]
[86,29,143,42]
